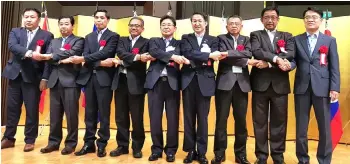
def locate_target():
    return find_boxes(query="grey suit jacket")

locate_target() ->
[47,34,84,88]
[216,34,252,92]
[291,32,340,97]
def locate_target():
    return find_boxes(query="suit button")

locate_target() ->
[310,61,313,64]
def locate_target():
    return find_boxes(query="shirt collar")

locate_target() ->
[27,26,39,34]
[195,31,205,38]
[306,31,320,38]
[163,37,173,42]
[129,35,141,41]
[97,27,108,34]
[265,28,276,33]
[62,34,72,40]
[230,34,239,41]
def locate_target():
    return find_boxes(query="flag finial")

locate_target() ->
[167,2,172,16]
[133,2,138,17]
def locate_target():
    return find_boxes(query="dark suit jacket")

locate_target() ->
[217,34,252,92]
[2,27,54,84]
[111,36,149,95]
[144,37,181,91]
[250,30,295,94]
[76,29,119,87]
[47,34,84,88]
[180,33,218,97]
[291,32,340,97]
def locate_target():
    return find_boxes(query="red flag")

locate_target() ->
[330,101,343,150]
[38,12,49,114]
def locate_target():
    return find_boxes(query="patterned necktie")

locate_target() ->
[164,39,169,47]
[61,37,66,47]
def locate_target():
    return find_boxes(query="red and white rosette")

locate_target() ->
[277,39,287,53]
[99,40,106,50]
[36,40,44,52]
[319,45,328,66]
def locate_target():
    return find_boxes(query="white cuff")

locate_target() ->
[25,50,33,58]
[41,79,48,81]
[268,62,272,68]
[133,55,138,61]
[273,56,278,63]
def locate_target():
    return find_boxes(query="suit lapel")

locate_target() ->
[133,36,144,49]
[300,33,311,60]
[237,35,245,47]
[159,38,166,50]
[226,33,235,49]
[188,34,200,50]
[28,28,42,49]
[99,29,109,45]
[20,28,28,47]
[273,31,282,50]
[311,33,325,60]
[200,34,210,48]
[65,34,75,45]
[90,31,98,52]
[261,30,274,52]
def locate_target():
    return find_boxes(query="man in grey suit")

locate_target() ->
[38,16,84,155]
[291,7,340,164]
[212,15,258,164]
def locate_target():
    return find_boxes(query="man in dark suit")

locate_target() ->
[37,16,84,155]
[291,7,340,164]
[71,9,119,157]
[1,8,54,152]
[212,15,258,164]
[181,12,224,164]
[250,7,295,164]
[145,15,189,162]
[109,17,149,159]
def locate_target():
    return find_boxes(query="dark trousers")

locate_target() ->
[214,83,248,157]
[148,76,180,155]
[83,74,112,148]
[182,77,211,155]
[295,83,332,164]
[252,85,288,163]
[2,75,41,144]
[48,80,80,148]
[115,73,145,152]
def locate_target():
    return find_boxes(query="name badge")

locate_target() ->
[232,66,243,73]
[166,46,175,52]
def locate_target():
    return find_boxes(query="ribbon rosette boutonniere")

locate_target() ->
[169,61,175,67]
[36,39,44,52]
[276,39,287,53]
[319,45,329,66]
[236,44,245,51]
[132,48,140,55]
[63,44,71,50]
[99,40,106,50]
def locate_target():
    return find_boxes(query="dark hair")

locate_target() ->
[23,8,41,18]
[160,15,176,27]
[94,9,110,20]
[227,15,243,22]
[129,17,145,27]
[303,7,323,18]
[191,12,208,22]
[261,6,280,17]
[58,16,75,26]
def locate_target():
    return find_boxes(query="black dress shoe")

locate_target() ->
[254,159,267,164]
[235,156,250,164]
[148,153,162,161]
[74,145,96,156]
[166,154,175,162]
[61,147,75,155]
[198,155,208,164]
[183,151,198,163]
[211,155,225,164]
[40,145,59,153]
[97,147,106,157]
[110,147,129,157]
[133,151,142,158]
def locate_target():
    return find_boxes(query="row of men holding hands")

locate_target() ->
[2,6,339,164]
